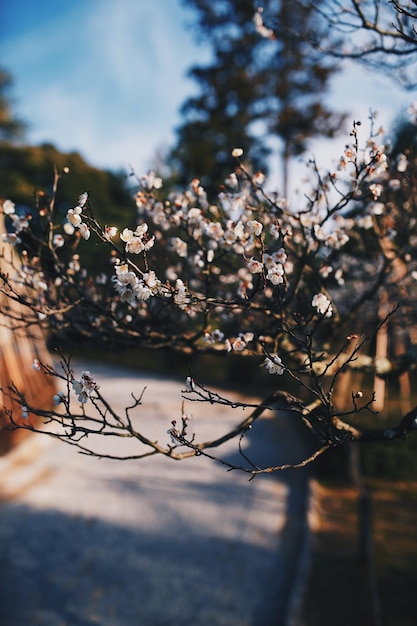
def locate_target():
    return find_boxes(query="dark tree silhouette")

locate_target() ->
[169,0,345,196]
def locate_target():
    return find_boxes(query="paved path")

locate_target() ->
[0,363,313,626]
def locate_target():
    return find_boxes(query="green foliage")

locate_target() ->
[0,142,136,273]
[0,143,132,217]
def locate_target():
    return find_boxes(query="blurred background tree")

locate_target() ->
[0,69,136,274]
[0,69,26,143]
[168,0,346,196]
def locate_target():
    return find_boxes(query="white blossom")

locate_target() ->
[169,237,188,258]
[53,234,65,248]
[247,220,263,236]
[64,222,75,235]
[312,293,333,317]
[319,265,333,278]
[2,232,21,245]
[174,279,189,307]
[143,270,160,292]
[53,391,66,405]
[252,171,265,186]
[263,354,284,375]
[204,329,225,343]
[72,370,99,404]
[225,173,239,189]
[124,235,144,254]
[272,248,287,264]
[369,183,383,199]
[69,254,81,273]
[388,179,401,191]
[67,206,83,227]
[9,214,29,233]
[357,215,374,229]
[120,227,134,241]
[113,264,140,304]
[232,336,246,351]
[120,224,154,254]
[2,199,15,215]
[79,222,91,240]
[334,268,344,285]
[247,257,264,274]
[78,192,89,208]
[141,171,163,191]
[325,230,349,250]
[204,221,224,240]
[105,226,118,239]
[242,332,254,343]
[370,202,385,216]
[266,264,284,285]
[185,376,194,392]
[396,153,408,173]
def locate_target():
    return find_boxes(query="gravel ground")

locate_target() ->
[0,363,312,626]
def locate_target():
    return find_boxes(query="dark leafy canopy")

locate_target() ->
[170,1,269,194]
[0,142,136,274]
[0,72,135,254]
[169,0,345,195]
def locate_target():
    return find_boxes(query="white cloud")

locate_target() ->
[1,0,210,172]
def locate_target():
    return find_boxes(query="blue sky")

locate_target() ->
[0,0,211,174]
[1,0,415,186]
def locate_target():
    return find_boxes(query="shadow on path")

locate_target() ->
[1,501,287,626]
[222,410,316,626]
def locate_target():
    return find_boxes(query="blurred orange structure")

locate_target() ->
[0,214,56,454]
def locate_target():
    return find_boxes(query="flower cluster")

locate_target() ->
[203,329,225,343]
[72,370,99,404]
[1,200,30,245]
[312,293,333,318]
[112,263,161,305]
[140,171,163,191]
[173,278,190,309]
[263,354,285,375]
[167,414,192,447]
[120,223,155,254]
[66,192,91,240]
[226,332,254,352]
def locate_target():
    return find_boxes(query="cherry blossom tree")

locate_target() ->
[1,112,417,476]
